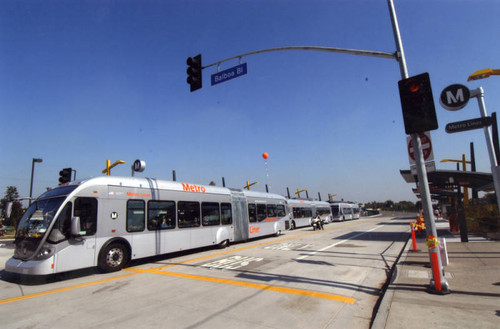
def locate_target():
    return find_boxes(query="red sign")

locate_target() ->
[408,133,433,162]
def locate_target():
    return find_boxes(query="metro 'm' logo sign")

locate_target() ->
[182,183,206,193]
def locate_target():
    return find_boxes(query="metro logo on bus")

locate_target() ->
[181,183,206,193]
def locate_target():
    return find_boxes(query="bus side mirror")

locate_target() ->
[5,202,13,218]
[71,216,81,236]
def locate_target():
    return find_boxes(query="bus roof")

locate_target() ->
[242,189,287,200]
[286,199,314,205]
[59,176,232,196]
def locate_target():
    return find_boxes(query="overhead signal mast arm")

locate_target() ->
[187,46,397,92]
[202,46,398,70]
[202,46,398,69]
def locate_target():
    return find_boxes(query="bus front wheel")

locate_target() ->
[99,243,129,273]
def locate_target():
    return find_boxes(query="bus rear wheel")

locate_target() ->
[99,243,129,273]
[218,239,229,249]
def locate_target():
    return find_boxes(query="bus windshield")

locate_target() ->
[14,196,68,259]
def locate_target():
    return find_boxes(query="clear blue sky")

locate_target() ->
[1,0,500,204]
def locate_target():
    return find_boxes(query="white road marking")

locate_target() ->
[295,226,382,260]
[201,255,263,270]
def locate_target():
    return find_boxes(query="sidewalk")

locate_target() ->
[373,220,500,329]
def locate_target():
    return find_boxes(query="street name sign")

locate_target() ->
[445,116,493,134]
[211,63,248,86]
[440,84,470,111]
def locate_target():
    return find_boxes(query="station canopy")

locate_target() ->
[400,169,494,199]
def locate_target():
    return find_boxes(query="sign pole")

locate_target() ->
[388,0,449,293]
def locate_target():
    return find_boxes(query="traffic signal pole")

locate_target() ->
[388,0,449,294]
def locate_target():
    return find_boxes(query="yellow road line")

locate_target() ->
[0,272,140,305]
[127,268,356,304]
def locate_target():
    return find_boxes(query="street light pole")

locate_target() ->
[470,88,500,212]
[29,158,43,206]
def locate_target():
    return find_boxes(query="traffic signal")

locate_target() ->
[59,168,72,184]
[186,54,202,92]
[398,72,438,135]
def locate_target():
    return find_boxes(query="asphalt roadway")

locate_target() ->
[1,216,499,328]
[0,215,408,329]
[372,219,500,329]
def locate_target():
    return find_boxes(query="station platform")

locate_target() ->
[372,219,500,329]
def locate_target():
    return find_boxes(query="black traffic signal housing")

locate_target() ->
[186,54,202,92]
[59,168,72,184]
[398,72,438,135]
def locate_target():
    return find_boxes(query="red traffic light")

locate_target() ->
[408,82,420,93]
[398,72,438,134]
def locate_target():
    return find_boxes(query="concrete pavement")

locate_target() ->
[373,220,500,329]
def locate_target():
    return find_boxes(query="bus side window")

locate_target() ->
[202,202,220,226]
[248,204,256,223]
[148,200,175,230]
[257,204,267,222]
[178,201,200,228]
[127,200,145,232]
[277,205,286,217]
[75,197,98,236]
[267,204,277,217]
[221,203,232,225]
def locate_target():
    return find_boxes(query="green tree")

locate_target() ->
[1,186,24,227]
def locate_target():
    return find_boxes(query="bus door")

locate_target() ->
[230,190,248,241]
[54,197,98,273]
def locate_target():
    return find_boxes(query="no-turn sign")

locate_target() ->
[407,132,434,164]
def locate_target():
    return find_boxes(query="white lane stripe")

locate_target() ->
[295,226,381,260]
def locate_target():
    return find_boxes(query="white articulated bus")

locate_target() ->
[330,202,354,221]
[288,199,314,229]
[6,176,288,275]
[351,204,361,220]
[288,199,333,229]
[312,201,333,224]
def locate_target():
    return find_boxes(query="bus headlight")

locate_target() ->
[35,246,55,260]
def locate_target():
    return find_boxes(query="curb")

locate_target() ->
[370,235,411,329]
